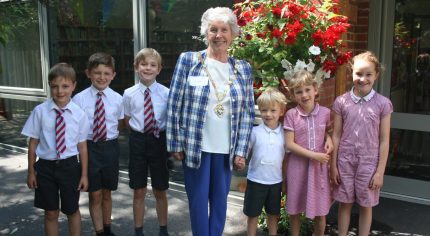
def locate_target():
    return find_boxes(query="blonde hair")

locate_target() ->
[288,70,318,92]
[349,51,384,78]
[256,88,287,113]
[134,48,162,68]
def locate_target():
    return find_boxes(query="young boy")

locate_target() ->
[73,52,124,236]
[243,88,288,236]
[22,63,89,236]
[123,48,170,236]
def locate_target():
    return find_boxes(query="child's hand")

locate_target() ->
[171,152,184,161]
[313,152,330,164]
[27,172,37,189]
[233,155,246,171]
[78,176,88,192]
[369,172,383,190]
[324,139,334,154]
[330,166,341,185]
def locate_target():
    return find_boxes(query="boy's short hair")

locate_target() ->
[134,48,162,68]
[87,52,115,71]
[48,63,76,83]
[256,88,287,113]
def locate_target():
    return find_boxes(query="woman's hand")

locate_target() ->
[233,155,245,171]
[171,152,184,161]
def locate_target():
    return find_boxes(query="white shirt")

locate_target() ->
[73,85,124,140]
[21,99,89,160]
[247,123,286,184]
[201,58,231,154]
[123,81,169,132]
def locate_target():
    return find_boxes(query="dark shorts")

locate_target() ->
[243,179,282,217]
[87,139,120,192]
[34,156,81,215]
[128,130,169,191]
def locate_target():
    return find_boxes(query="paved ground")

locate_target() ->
[0,148,257,236]
[1,146,430,236]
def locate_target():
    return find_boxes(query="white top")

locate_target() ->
[73,85,124,140]
[247,123,286,184]
[123,81,169,132]
[21,99,89,160]
[201,58,231,154]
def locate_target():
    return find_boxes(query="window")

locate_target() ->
[0,0,44,97]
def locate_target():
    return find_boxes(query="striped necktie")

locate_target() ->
[93,91,107,142]
[143,89,159,138]
[55,109,66,158]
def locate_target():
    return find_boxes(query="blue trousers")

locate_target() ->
[183,152,232,236]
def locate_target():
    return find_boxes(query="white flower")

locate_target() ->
[281,59,292,70]
[306,60,316,72]
[308,45,321,55]
[294,59,307,72]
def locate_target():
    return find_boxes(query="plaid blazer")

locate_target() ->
[166,50,255,169]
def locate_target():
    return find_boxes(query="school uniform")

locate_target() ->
[243,123,286,217]
[73,85,124,192]
[123,81,169,190]
[283,104,331,219]
[21,99,89,214]
[332,89,393,207]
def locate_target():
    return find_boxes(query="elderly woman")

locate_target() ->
[166,7,254,236]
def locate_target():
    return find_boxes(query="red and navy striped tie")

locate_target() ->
[55,109,66,158]
[143,89,159,138]
[93,91,107,142]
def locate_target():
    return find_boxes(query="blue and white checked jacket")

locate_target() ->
[166,50,255,169]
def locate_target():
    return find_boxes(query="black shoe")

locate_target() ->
[159,231,169,236]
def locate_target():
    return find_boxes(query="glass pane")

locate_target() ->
[147,0,234,87]
[0,98,41,147]
[390,0,430,114]
[387,129,430,181]
[48,0,134,95]
[0,1,42,89]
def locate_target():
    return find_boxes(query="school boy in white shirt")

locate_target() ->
[123,48,170,236]
[73,52,124,236]
[22,63,90,236]
[243,88,288,236]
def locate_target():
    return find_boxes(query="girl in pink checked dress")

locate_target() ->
[283,70,333,236]
[330,51,392,236]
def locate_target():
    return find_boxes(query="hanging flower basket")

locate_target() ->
[230,0,352,92]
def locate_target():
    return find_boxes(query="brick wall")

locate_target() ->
[319,0,370,107]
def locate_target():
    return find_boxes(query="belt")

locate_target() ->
[88,138,118,144]
[131,129,165,137]
[38,155,78,164]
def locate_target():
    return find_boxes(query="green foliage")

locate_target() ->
[258,195,315,235]
[0,0,39,46]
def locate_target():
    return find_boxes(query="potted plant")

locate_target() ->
[230,0,352,92]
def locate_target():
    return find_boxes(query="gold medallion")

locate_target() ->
[214,103,225,117]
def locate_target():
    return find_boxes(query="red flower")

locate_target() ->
[312,30,324,45]
[271,27,282,39]
[285,32,297,45]
[323,59,337,73]
[272,6,282,18]
[257,32,266,38]
[245,34,253,40]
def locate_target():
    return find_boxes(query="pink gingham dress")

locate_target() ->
[283,104,332,219]
[332,90,393,207]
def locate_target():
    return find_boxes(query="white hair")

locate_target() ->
[200,7,239,44]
